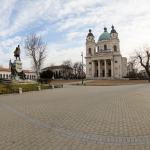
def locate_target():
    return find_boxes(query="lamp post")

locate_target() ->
[118,64,120,79]
[148,54,150,74]
[81,52,83,84]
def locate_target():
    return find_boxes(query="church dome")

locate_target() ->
[98,27,110,41]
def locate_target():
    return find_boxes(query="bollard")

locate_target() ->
[18,88,22,94]
[49,83,51,87]
[37,86,41,91]
[62,84,64,88]
[51,85,54,89]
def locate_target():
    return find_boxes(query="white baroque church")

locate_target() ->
[85,26,127,79]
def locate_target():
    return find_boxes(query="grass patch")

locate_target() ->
[0,83,50,94]
[73,80,149,86]
[0,84,5,89]
[51,80,86,84]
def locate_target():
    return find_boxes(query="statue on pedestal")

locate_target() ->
[10,45,26,80]
[14,45,21,60]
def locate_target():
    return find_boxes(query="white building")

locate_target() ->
[85,26,127,79]
[0,68,37,80]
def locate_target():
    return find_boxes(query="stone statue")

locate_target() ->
[9,61,26,80]
[9,45,26,80]
[9,61,17,79]
[14,45,21,60]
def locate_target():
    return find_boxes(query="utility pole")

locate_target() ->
[81,52,83,84]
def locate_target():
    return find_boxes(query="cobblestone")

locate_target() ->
[0,83,150,149]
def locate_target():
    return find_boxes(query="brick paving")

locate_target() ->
[0,83,150,149]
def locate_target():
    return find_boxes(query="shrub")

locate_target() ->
[40,70,53,79]
[39,78,51,84]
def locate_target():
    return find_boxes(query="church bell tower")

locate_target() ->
[86,29,96,57]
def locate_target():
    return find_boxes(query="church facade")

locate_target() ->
[85,26,127,79]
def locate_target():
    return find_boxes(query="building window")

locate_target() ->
[102,63,104,65]
[97,63,98,66]
[104,45,107,50]
[108,63,111,65]
[98,46,99,51]
[115,61,117,63]
[89,62,91,64]
[89,48,91,54]
[114,45,117,51]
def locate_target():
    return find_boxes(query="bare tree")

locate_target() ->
[77,62,86,75]
[131,43,150,82]
[127,60,137,78]
[24,33,47,79]
[62,60,72,78]
[73,62,79,75]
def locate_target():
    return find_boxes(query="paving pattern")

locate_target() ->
[0,83,150,149]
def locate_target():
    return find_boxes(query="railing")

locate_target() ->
[96,49,113,54]
[0,88,18,94]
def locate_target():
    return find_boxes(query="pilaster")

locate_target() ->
[104,60,107,77]
[92,60,95,77]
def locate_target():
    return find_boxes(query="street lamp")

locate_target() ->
[81,52,83,84]
[118,64,120,79]
[148,54,150,73]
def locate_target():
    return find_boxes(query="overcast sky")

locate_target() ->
[0,0,150,70]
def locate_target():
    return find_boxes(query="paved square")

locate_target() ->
[0,83,150,150]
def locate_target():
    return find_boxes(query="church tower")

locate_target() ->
[85,29,96,56]
[85,29,96,77]
[110,25,120,52]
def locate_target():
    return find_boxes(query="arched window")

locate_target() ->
[89,48,91,54]
[104,45,107,50]
[114,45,117,51]
[98,46,99,51]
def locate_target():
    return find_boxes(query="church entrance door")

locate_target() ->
[109,70,111,77]
[102,70,105,77]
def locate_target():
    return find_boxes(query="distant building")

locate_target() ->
[0,68,37,79]
[41,65,73,78]
[85,26,127,79]
[139,67,150,77]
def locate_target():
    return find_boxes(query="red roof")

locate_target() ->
[23,70,34,73]
[0,68,34,72]
[0,68,10,71]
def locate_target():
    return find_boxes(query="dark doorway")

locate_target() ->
[97,70,98,77]
[109,70,111,77]
[102,70,105,77]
